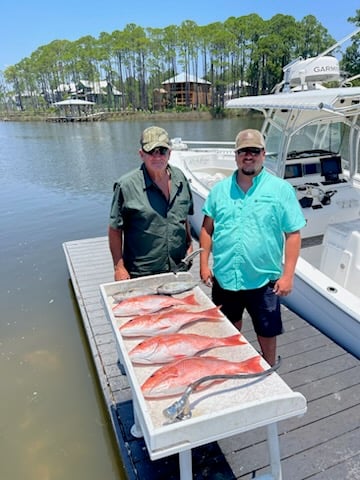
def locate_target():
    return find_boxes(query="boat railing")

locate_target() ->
[171,137,235,153]
[172,137,235,147]
[179,140,235,146]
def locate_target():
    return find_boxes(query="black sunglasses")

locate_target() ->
[145,146,169,155]
[237,147,262,155]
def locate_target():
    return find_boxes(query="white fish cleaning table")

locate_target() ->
[100,273,307,480]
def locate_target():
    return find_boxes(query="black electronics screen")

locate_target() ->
[304,163,321,175]
[284,163,302,179]
[320,156,342,182]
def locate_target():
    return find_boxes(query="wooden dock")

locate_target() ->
[63,236,360,480]
[46,112,107,122]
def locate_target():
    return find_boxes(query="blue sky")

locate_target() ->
[1,0,359,71]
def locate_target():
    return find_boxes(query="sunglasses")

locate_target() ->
[145,147,169,156]
[237,147,263,155]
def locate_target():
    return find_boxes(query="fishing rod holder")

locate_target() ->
[163,357,282,423]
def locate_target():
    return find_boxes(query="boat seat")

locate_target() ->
[320,219,360,295]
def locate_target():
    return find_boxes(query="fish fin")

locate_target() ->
[241,355,264,372]
[182,293,199,306]
[225,334,247,345]
[202,306,225,319]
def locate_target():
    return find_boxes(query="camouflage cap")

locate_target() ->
[235,129,265,151]
[141,126,170,152]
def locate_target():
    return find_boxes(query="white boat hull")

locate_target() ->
[282,255,360,360]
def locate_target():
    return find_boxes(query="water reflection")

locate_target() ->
[0,118,259,196]
[0,122,141,195]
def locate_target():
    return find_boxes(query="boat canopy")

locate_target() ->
[53,99,95,106]
[225,87,360,114]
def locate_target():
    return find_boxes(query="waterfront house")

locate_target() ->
[162,73,211,108]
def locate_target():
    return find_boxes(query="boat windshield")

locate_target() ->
[264,123,284,174]
[264,120,347,176]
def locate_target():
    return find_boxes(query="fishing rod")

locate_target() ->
[163,356,282,422]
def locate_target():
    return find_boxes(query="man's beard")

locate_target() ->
[241,167,256,176]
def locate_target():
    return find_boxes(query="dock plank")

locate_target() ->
[63,236,360,480]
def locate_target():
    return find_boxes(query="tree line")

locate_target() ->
[1,11,359,113]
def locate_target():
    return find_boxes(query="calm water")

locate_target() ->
[0,116,261,480]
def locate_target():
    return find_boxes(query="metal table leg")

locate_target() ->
[130,404,143,438]
[179,450,193,480]
[266,422,282,480]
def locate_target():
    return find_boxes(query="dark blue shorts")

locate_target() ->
[212,277,283,338]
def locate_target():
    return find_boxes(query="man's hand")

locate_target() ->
[114,265,130,281]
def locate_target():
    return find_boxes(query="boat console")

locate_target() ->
[285,155,344,184]
[284,154,350,211]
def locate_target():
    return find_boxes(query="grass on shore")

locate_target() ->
[0,108,251,122]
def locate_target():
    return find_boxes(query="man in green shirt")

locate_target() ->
[109,126,194,280]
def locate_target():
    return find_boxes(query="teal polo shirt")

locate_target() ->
[109,163,193,277]
[202,168,306,290]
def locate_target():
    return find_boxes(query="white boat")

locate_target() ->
[169,37,360,360]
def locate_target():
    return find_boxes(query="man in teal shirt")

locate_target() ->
[200,129,306,366]
[109,126,194,279]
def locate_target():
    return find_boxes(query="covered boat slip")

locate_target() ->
[63,236,360,480]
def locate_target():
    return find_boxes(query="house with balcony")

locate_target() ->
[162,73,211,108]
